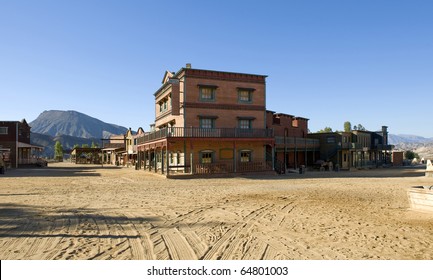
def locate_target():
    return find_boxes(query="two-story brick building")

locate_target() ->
[135,65,321,176]
[136,65,275,175]
[0,119,44,168]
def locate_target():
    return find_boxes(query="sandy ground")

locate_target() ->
[0,162,432,260]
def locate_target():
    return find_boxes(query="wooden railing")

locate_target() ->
[194,161,272,174]
[137,127,274,145]
[274,137,320,148]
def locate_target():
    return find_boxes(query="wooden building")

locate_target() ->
[266,111,320,173]
[71,147,102,164]
[0,119,44,168]
[309,126,393,170]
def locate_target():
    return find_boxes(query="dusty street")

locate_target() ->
[0,163,432,260]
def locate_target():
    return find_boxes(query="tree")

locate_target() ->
[54,141,63,161]
[344,121,352,132]
[317,127,333,133]
[405,150,419,160]
[81,144,89,148]
[73,144,80,150]
[354,124,366,131]
[91,141,99,148]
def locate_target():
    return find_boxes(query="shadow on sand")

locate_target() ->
[0,165,120,178]
[0,203,160,239]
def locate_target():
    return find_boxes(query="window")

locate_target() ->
[0,127,8,134]
[240,150,252,162]
[239,119,252,129]
[238,89,252,102]
[158,98,169,113]
[326,136,336,143]
[199,87,216,101]
[200,118,215,129]
[200,150,214,164]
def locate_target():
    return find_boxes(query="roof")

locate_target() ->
[17,142,44,150]
[154,66,268,97]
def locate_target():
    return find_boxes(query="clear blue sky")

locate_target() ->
[1,0,432,137]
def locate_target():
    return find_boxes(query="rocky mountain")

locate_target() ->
[28,110,129,158]
[29,110,128,139]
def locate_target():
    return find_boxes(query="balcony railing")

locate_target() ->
[275,136,320,148]
[341,143,364,149]
[375,144,394,150]
[137,127,274,145]
[339,143,393,150]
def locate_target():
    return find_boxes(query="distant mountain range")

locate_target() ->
[29,110,128,139]
[388,134,433,145]
[29,110,128,158]
[388,134,433,160]
[27,110,433,159]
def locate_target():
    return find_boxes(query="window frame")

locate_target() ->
[199,118,215,129]
[238,119,252,129]
[326,136,336,144]
[238,89,253,103]
[0,127,8,135]
[200,150,214,164]
[240,150,252,163]
[199,86,217,102]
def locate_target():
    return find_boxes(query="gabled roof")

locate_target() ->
[162,70,175,84]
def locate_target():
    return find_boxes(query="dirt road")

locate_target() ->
[1,163,432,260]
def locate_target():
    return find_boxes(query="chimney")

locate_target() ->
[186,63,191,69]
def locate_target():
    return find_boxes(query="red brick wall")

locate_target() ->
[183,72,266,129]
[266,112,309,138]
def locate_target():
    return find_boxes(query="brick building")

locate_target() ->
[136,65,275,175]
[135,65,319,176]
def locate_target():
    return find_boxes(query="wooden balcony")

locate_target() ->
[137,127,274,144]
[274,136,320,149]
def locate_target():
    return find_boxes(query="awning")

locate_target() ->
[102,148,118,151]
[17,142,44,150]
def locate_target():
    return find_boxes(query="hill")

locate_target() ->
[389,134,433,160]
[388,134,433,145]
[29,110,128,139]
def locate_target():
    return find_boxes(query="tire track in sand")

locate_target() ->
[162,228,198,260]
[201,204,273,260]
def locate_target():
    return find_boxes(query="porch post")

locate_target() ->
[284,135,287,171]
[233,141,236,173]
[161,147,164,174]
[166,144,169,177]
[272,145,275,171]
[143,150,147,170]
[149,150,152,171]
[154,149,157,172]
[190,153,193,174]
[305,138,307,167]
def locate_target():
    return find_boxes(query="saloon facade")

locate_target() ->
[135,65,320,176]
